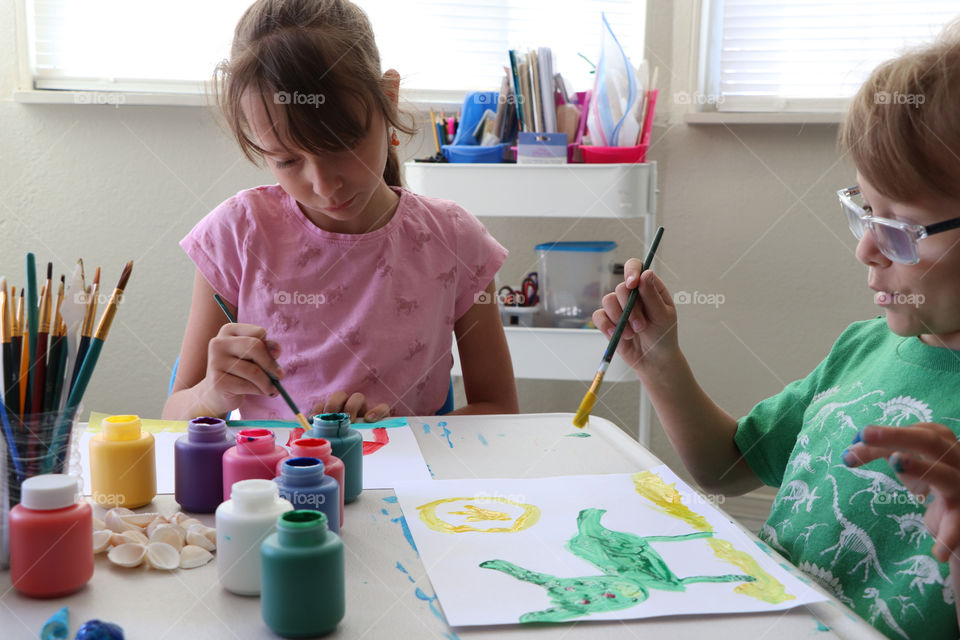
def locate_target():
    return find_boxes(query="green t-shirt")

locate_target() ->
[735,317,959,640]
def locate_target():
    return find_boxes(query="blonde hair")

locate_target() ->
[839,20,960,202]
[214,0,414,187]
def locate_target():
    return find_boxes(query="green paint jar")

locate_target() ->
[307,413,363,503]
[260,510,344,637]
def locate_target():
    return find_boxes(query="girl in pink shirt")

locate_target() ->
[163,0,518,422]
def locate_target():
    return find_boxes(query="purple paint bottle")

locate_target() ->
[174,417,234,513]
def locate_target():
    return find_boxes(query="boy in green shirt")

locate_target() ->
[594,22,960,640]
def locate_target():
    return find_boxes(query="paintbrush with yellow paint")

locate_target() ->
[573,226,664,428]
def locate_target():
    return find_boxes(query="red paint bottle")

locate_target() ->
[10,474,93,597]
[275,438,345,528]
[222,429,286,500]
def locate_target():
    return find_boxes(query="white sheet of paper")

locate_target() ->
[356,418,432,490]
[394,466,826,627]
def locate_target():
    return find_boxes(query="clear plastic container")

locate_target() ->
[535,241,616,327]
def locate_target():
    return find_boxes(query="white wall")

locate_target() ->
[0,0,878,486]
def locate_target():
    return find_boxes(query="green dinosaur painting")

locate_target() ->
[480,508,756,623]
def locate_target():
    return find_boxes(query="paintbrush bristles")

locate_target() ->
[93,262,133,341]
[1,278,10,343]
[116,260,133,291]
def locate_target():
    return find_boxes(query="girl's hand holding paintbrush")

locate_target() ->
[591,263,679,374]
[199,321,287,417]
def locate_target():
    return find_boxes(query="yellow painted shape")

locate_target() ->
[707,538,795,604]
[449,505,513,521]
[88,411,189,433]
[631,471,712,532]
[418,496,541,533]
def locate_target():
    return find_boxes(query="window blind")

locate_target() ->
[27,0,646,97]
[712,0,959,112]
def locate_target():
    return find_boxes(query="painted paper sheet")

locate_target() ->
[356,417,432,489]
[394,466,826,627]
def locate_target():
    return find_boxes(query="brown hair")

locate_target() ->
[214,0,414,187]
[839,20,960,202]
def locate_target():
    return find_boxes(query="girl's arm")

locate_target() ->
[162,271,283,419]
[593,264,761,496]
[450,281,519,415]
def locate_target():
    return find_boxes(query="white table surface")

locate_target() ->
[0,413,884,639]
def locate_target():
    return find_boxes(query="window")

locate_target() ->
[25,0,646,100]
[703,0,958,112]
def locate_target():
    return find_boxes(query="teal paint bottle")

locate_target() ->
[260,510,344,637]
[307,413,362,503]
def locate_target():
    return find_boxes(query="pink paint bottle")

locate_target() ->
[10,474,93,597]
[222,429,286,500]
[275,438,345,528]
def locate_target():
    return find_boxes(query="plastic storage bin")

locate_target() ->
[536,241,616,327]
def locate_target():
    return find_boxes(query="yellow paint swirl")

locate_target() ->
[631,471,712,532]
[707,538,795,604]
[418,497,541,533]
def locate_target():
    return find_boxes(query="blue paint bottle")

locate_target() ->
[307,413,362,503]
[274,457,340,534]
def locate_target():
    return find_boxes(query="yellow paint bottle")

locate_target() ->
[89,414,156,508]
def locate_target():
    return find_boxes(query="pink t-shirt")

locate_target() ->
[180,185,507,418]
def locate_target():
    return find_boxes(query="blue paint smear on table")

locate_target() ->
[415,588,460,640]
[815,620,831,632]
[396,561,415,583]
[422,422,431,435]
[565,432,592,438]
[382,497,417,554]
[477,433,488,446]
[427,463,436,478]
[498,433,505,437]
[437,421,454,448]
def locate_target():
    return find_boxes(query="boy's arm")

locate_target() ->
[593,264,762,496]
[451,281,519,415]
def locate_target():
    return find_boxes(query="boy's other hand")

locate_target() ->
[845,422,960,563]
[592,265,679,373]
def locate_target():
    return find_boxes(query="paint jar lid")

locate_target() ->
[231,479,281,512]
[102,415,142,441]
[20,474,81,510]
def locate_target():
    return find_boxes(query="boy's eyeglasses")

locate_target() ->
[838,186,960,265]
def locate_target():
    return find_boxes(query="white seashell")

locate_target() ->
[92,517,106,531]
[110,507,135,516]
[120,513,159,528]
[145,542,180,571]
[107,543,146,568]
[179,545,213,569]
[149,524,184,551]
[104,510,138,533]
[187,523,217,545]
[113,530,149,546]
[145,515,168,538]
[186,528,216,551]
[93,530,112,553]
[179,517,203,531]
[169,512,191,525]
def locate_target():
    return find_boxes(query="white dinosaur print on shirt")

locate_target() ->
[894,555,946,596]
[874,395,933,426]
[864,587,909,639]
[888,512,929,547]
[779,479,820,513]
[838,465,919,516]
[821,475,890,583]
[810,390,884,431]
